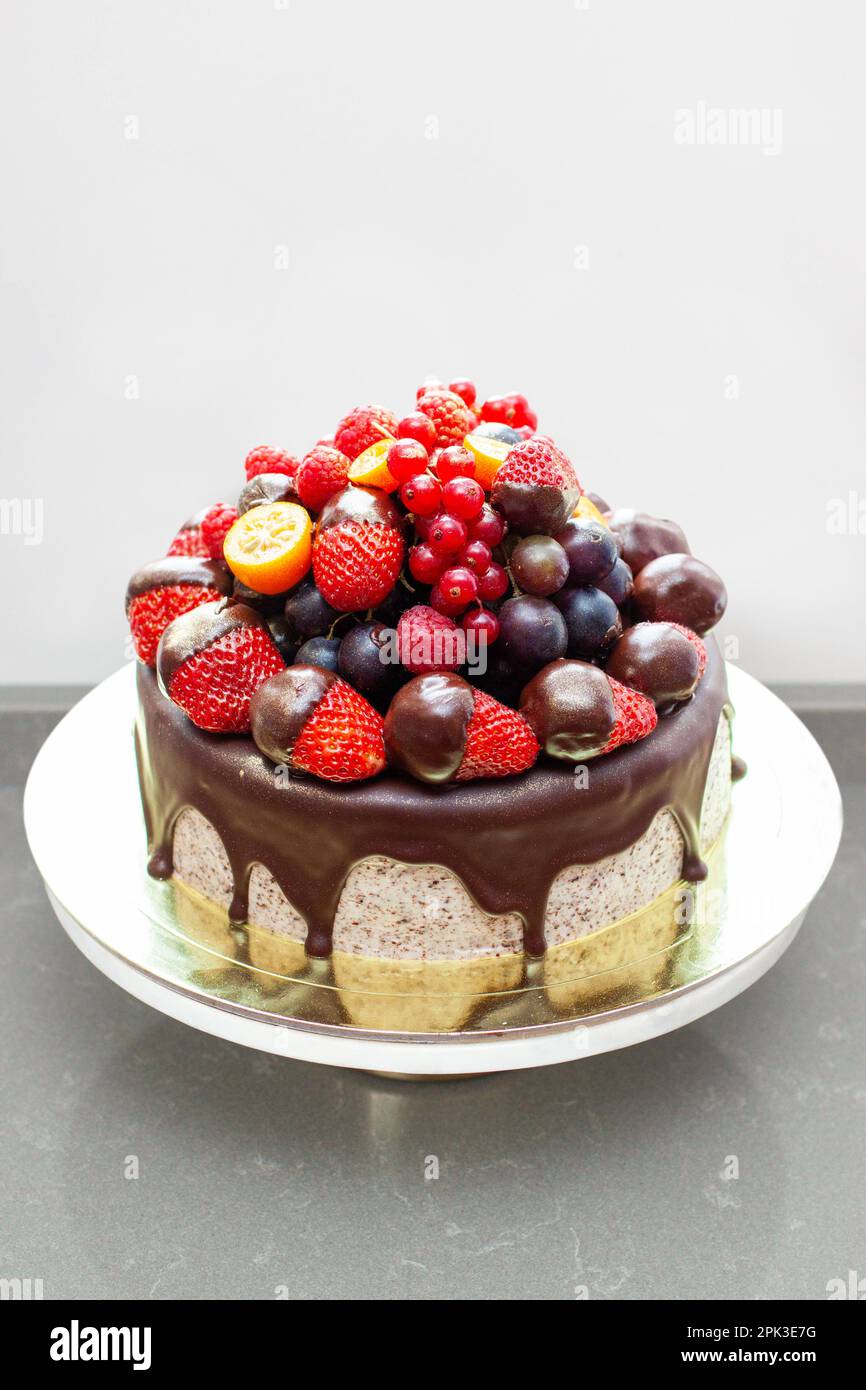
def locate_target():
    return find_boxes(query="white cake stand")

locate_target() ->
[23,664,842,1077]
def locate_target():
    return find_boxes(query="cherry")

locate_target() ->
[476,561,509,601]
[400,473,441,517]
[460,539,492,575]
[442,476,484,520]
[467,503,506,547]
[439,566,477,609]
[461,606,500,645]
[435,445,476,483]
[449,378,477,409]
[397,412,437,452]
[428,512,468,556]
[387,438,429,483]
[409,543,446,585]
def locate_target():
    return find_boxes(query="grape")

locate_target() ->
[553,586,622,658]
[511,535,569,597]
[554,518,618,585]
[497,595,568,670]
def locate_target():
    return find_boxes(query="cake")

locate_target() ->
[127,380,738,989]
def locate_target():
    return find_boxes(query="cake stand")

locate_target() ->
[23,663,842,1077]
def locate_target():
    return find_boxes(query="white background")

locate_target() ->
[2,0,864,684]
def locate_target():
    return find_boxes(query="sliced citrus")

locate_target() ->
[347,438,400,493]
[463,432,513,490]
[572,493,608,526]
[223,501,312,595]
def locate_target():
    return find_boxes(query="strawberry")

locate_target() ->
[396,605,462,675]
[480,393,536,430]
[250,666,386,782]
[157,601,285,733]
[334,405,398,461]
[455,688,540,781]
[668,623,708,678]
[383,673,539,784]
[312,487,405,612]
[295,445,350,512]
[599,676,658,755]
[416,388,473,446]
[491,435,581,535]
[166,506,212,558]
[200,503,238,559]
[126,557,232,666]
[244,445,300,482]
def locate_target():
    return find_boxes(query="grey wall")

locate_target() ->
[2,0,864,683]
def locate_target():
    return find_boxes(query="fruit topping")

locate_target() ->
[334,405,399,460]
[462,430,514,491]
[166,507,212,558]
[631,554,727,635]
[466,503,507,547]
[200,503,239,559]
[399,472,442,516]
[157,601,285,733]
[125,557,233,666]
[491,436,580,535]
[479,393,536,430]
[571,494,609,526]
[511,535,570,596]
[434,445,477,483]
[519,659,616,760]
[386,438,430,485]
[554,517,618,585]
[347,438,401,493]
[223,500,313,596]
[282,576,341,641]
[448,378,477,408]
[396,412,437,451]
[244,446,300,482]
[295,445,351,512]
[601,677,659,755]
[295,634,342,671]
[416,388,473,446]
[596,556,634,607]
[250,666,386,782]
[238,473,298,515]
[312,487,406,611]
[553,585,623,659]
[498,594,568,671]
[383,673,539,784]
[475,560,509,602]
[337,621,399,702]
[396,604,462,675]
[606,510,690,576]
[605,621,707,707]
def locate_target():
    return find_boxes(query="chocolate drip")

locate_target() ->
[135,640,731,958]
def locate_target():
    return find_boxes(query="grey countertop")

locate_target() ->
[2,687,864,1301]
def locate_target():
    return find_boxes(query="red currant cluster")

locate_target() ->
[387,431,510,648]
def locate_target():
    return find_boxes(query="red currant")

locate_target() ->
[442,476,484,520]
[435,445,476,483]
[397,412,437,452]
[408,543,445,585]
[460,539,492,575]
[439,566,477,609]
[429,582,465,617]
[428,512,468,556]
[387,438,429,483]
[467,503,506,546]
[400,473,441,517]
[461,606,500,645]
[449,378,477,409]
[476,561,509,601]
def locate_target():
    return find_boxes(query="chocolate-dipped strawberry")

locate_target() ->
[632,554,727,635]
[156,600,285,733]
[491,437,580,535]
[606,510,690,575]
[238,472,298,515]
[250,665,386,782]
[384,673,540,784]
[312,486,406,612]
[125,556,233,666]
[606,622,707,707]
[520,659,657,761]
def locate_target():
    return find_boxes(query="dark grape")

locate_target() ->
[554,518,618,585]
[294,636,341,672]
[337,622,398,699]
[596,556,634,607]
[511,535,569,596]
[283,578,339,640]
[553,586,622,659]
[267,616,299,663]
[497,595,568,670]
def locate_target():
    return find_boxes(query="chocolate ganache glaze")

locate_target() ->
[135,638,731,958]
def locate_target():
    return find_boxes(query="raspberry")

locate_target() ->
[166,526,210,558]
[455,689,539,781]
[200,503,238,559]
[295,445,350,512]
[244,446,300,482]
[396,605,462,675]
[312,521,405,612]
[600,677,658,756]
[166,621,285,734]
[334,405,399,461]
[416,388,473,446]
